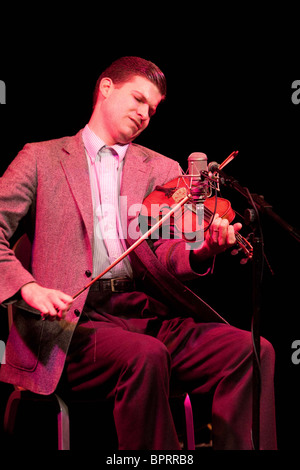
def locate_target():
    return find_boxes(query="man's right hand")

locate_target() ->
[20,282,73,321]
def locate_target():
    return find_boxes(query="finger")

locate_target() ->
[226,223,242,246]
[49,289,73,305]
[210,216,222,242]
[218,219,230,245]
[39,302,56,319]
[39,297,63,319]
[54,300,73,321]
[40,307,56,321]
[212,219,229,245]
[57,292,74,304]
[210,214,220,229]
[41,310,62,322]
[55,307,69,321]
[55,302,72,320]
[45,305,61,319]
[47,292,73,313]
[52,298,73,312]
[226,225,236,245]
[233,222,242,233]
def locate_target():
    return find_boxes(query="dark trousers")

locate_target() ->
[61,289,277,450]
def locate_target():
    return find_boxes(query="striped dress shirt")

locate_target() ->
[82,124,133,279]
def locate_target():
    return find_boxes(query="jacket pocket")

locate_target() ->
[6,309,44,372]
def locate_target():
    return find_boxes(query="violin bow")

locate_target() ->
[73,151,240,302]
[219,151,239,170]
[72,193,190,301]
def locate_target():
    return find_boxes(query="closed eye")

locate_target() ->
[133,92,156,118]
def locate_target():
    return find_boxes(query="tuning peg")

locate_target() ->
[231,247,242,256]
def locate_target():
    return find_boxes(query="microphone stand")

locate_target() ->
[217,169,300,450]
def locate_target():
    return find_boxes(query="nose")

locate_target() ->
[137,103,150,121]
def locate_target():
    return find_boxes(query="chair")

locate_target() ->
[4,390,70,450]
[3,233,196,450]
[3,234,71,449]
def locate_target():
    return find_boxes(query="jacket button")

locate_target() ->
[74,309,80,317]
[85,270,92,277]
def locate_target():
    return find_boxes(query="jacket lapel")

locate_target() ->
[59,135,154,252]
[121,143,153,210]
[120,143,154,242]
[59,130,94,247]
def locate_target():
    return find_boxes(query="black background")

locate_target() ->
[0,9,299,451]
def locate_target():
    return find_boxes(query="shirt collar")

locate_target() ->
[82,124,129,164]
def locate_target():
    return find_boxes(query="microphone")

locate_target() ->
[207,151,239,191]
[208,161,220,173]
[188,152,209,203]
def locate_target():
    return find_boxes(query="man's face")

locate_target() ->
[98,75,163,145]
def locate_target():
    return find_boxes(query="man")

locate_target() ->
[0,57,277,450]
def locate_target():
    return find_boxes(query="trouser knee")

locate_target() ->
[132,338,171,382]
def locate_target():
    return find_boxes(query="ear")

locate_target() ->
[99,77,114,99]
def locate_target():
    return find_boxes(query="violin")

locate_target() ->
[141,176,253,259]
[73,171,253,302]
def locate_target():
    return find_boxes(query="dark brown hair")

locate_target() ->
[93,56,166,108]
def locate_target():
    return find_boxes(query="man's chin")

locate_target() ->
[118,129,142,145]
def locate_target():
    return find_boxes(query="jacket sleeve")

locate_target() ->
[0,144,37,303]
[151,238,212,281]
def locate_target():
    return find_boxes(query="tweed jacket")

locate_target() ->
[0,130,225,394]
